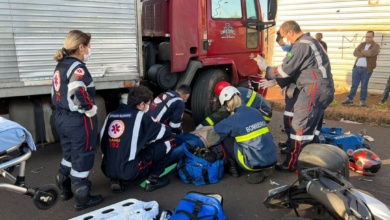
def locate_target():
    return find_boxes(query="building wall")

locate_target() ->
[268,0,390,93]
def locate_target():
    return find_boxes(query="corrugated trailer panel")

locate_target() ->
[270,0,390,93]
[0,0,140,97]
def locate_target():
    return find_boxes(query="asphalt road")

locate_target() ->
[1,111,389,220]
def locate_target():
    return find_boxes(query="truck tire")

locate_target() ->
[191,68,229,124]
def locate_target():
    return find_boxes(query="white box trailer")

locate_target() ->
[0,0,141,143]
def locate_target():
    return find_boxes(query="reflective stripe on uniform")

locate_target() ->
[66,61,82,79]
[68,81,87,91]
[263,115,271,122]
[66,61,83,111]
[70,169,89,178]
[205,117,214,126]
[277,65,289,78]
[235,127,269,142]
[129,111,144,161]
[61,158,72,168]
[290,133,315,141]
[169,121,181,128]
[164,140,171,154]
[87,81,95,88]
[300,39,327,78]
[155,97,182,121]
[237,149,262,171]
[284,111,294,117]
[246,91,257,107]
[155,125,167,141]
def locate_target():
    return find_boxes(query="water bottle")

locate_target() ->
[159,210,172,220]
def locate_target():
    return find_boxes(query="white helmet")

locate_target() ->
[219,86,240,105]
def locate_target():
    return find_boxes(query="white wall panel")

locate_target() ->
[0,0,139,97]
[268,0,390,93]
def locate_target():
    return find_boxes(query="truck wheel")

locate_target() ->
[191,68,229,124]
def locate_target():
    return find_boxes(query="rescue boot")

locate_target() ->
[110,179,124,193]
[246,168,273,184]
[227,158,240,177]
[145,175,170,192]
[72,181,103,211]
[56,172,73,201]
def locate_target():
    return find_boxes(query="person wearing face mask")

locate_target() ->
[51,30,102,211]
[202,86,277,184]
[269,31,301,157]
[276,30,293,52]
[146,84,191,135]
[255,21,334,172]
[100,85,175,193]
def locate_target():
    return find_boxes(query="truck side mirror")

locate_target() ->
[244,0,277,31]
[267,0,277,21]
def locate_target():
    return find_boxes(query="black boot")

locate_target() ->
[246,168,273,184]
[56,172,73,201]
[72,181,103,211]
[227,159,240,177]
[145,175,170,192]
[110,179,124,193]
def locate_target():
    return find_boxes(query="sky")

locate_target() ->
[260,0,268,21]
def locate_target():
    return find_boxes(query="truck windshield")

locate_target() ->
[246,0,258,20]
[211,0,242,19]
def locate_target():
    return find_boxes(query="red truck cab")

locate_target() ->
[141,0,277,123]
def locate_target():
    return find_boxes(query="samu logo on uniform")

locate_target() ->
[108,120,125,149]
[53,70,61,101]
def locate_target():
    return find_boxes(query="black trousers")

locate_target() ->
[55,109,98,182]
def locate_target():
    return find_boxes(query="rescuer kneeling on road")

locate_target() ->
[197,81,273,128]
[203,86,277,184]
[100,85,175,193]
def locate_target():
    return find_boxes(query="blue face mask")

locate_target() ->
[281,44,292,52]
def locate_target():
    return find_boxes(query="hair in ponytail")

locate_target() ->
[53,30,91,62]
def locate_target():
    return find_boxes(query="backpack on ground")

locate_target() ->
[317,127,369,160]
[177,134,224,186]
[170,191,227,220]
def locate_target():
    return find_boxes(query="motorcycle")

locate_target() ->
[263,167,390,220]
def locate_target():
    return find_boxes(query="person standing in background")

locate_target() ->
[315,33,327,52]
[342,31,380,106]
[51,30,103,211]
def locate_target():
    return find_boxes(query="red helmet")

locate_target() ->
[349,149,381,176]
[214,81,231,96]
